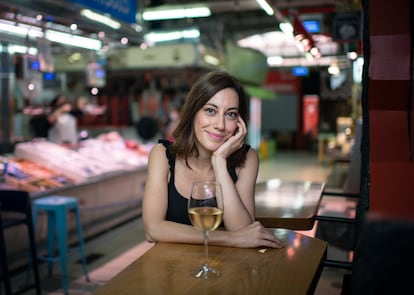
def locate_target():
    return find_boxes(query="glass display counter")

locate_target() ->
[1,139,150,268]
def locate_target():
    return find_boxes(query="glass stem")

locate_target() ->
[204,231,209,267]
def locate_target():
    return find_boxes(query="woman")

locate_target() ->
[142,71,283,249]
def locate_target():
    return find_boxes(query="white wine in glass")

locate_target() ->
[188,181,224,279]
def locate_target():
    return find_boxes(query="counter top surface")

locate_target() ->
[93,230,327,295]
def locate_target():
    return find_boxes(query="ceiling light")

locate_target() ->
[0,20,30,37]
[279,22,293,37]
[143,6,211,21]
[255,0,274,16]
[45,30,102,50]
[0,20,101,51]
[0,21,43,39]
[144,29,200,43]
[81,9,121,29]
[204,54,220,66]
[7,45,38,55]
[267,56,284,66]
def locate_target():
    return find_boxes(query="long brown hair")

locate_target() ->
[170,71,250,168]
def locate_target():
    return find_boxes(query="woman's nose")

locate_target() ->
[214,115,225,129]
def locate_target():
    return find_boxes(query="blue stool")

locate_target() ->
[33,196,89,294]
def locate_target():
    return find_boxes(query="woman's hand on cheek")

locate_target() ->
[214,118,247,159]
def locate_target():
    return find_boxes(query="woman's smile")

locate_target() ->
[206,130,226,141]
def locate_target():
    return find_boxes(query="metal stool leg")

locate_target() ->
[0,219,12,295]
[56,206,69,295]
[46,210,56,276]
[73,207,89,281]
[28,205,42,295]
[26,209,42,295]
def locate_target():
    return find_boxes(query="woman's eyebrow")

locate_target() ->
[205,102,217,108]
[205,103,238,111]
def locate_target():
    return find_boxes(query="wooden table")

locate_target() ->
[255,179,325,230]
[93,230,327,295]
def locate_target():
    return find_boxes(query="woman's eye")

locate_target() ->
[205,108,216,115]
[226,112,238,120]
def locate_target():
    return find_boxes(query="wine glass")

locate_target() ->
[188,181,224,279]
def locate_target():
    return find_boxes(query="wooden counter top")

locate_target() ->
[93,230,327,295]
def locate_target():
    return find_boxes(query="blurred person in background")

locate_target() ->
[47,94,77,145]
[69,96,88,119]
[29,94,73,142]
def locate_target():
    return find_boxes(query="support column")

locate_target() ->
[0,42,13,153]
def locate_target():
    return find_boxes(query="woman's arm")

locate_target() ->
[234,148,259,222]
[211,117,257,230]
[142,143,206,244]
[142,144,282,249]
[212,149,258,231]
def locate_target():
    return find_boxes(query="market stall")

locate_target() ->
[1,136,150,265]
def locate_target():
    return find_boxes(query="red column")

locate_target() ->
[368,0,414,220]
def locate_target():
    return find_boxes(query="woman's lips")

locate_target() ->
[207,131,225,141]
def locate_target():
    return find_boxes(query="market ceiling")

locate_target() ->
[0,0,361,56]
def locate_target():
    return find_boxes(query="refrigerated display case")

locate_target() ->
[1,138,150,267]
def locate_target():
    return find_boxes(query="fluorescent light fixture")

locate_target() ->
[0,20,101,51]
[143,6,211,21]
[256,0,274,16]
[279,22,293,36]
[0,20,31,37]
[81,9,121,29]
[267,56,284,66]
[8,45,38,55]
[144,29,200,43]
[203,54,220,66]
[45,30,102,50]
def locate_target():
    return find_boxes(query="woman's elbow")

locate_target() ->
[145,234,156,243]
[143,223,159,243]
[144,230,157,243]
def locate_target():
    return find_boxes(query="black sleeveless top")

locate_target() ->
[159,139,250,225]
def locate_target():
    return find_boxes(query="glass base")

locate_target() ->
[192,263,221,279]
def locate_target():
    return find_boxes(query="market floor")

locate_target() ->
[8,150,353,295]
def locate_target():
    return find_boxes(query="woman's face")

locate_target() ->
[194,88,239,152]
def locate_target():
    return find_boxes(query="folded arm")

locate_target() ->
[142,143,282,249]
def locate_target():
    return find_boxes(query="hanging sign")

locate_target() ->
[70,0,137,23]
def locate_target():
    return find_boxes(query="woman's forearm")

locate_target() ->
[213,158,254,230]
[145,220,207,245]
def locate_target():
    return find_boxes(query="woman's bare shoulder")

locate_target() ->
[147,143,170,175]
[246,147,259,162]
[149,142,167,155]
